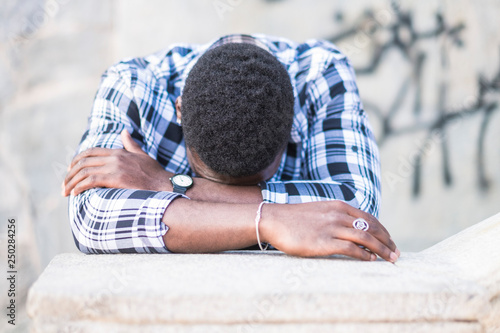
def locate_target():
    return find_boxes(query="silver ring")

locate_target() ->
[353,218,369,231]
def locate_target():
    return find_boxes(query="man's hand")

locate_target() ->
[260,200,399,261]
[62,130,171,196]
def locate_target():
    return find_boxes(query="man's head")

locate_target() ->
[177,42,294,185]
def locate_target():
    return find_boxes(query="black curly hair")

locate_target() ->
[181,42,294,177]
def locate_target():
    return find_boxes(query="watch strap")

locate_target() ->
[172,184,188,195]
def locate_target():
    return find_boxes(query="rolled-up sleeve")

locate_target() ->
[69,188,182,253]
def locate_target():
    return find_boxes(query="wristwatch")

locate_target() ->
[169,174,193,195]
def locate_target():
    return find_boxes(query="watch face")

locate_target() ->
[173,175,193,187]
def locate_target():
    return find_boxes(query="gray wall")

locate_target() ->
[1,0,499,330]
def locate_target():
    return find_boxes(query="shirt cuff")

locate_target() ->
[128,191,186,253]
[153,192,190,250]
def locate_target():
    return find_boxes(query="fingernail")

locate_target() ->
[390,252,398,263]
[395,248,401,258]
[70,190,75,196]
[370,253,377,261]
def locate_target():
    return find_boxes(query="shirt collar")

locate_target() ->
[207,34,272,53]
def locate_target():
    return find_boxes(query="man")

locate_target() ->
[62,34,399,262]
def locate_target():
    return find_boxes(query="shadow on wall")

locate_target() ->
[324,1,499,198]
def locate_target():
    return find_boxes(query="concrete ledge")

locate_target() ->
[28,322,483,333]
[27,213,500,332]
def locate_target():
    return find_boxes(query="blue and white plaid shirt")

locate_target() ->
[70,34,381,254]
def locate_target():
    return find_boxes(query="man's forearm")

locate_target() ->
[162,198,399,262]
[162,199,262,252]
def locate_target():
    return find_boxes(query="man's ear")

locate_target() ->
[175,96,182,125]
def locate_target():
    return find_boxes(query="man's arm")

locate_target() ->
[163,198,396,261]
[63,130,262,203]
[66,132,397,259]
[261,106,380,213]
[65,130,397,260]
[262,51,380,217]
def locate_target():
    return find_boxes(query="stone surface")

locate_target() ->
[26,322,485,333]
[27,212,500,332]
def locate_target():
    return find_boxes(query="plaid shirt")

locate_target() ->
[69,34,381,254]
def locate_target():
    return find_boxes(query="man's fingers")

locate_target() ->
[343,204,388,234]
[340,204,397,252]
[64,156,108,188]
[350,216,397,253]
[121,130,145,155]
[338,228,398,263]
[299,238,375,261]
[69,173,108,197]
[358,211,392,241]
[69,147,114,170]
[63,166,106,197]
[330,239,377,261]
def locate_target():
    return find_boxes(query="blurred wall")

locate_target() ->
[1,0,499,330]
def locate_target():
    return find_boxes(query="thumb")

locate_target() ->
[121,129,146,154]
